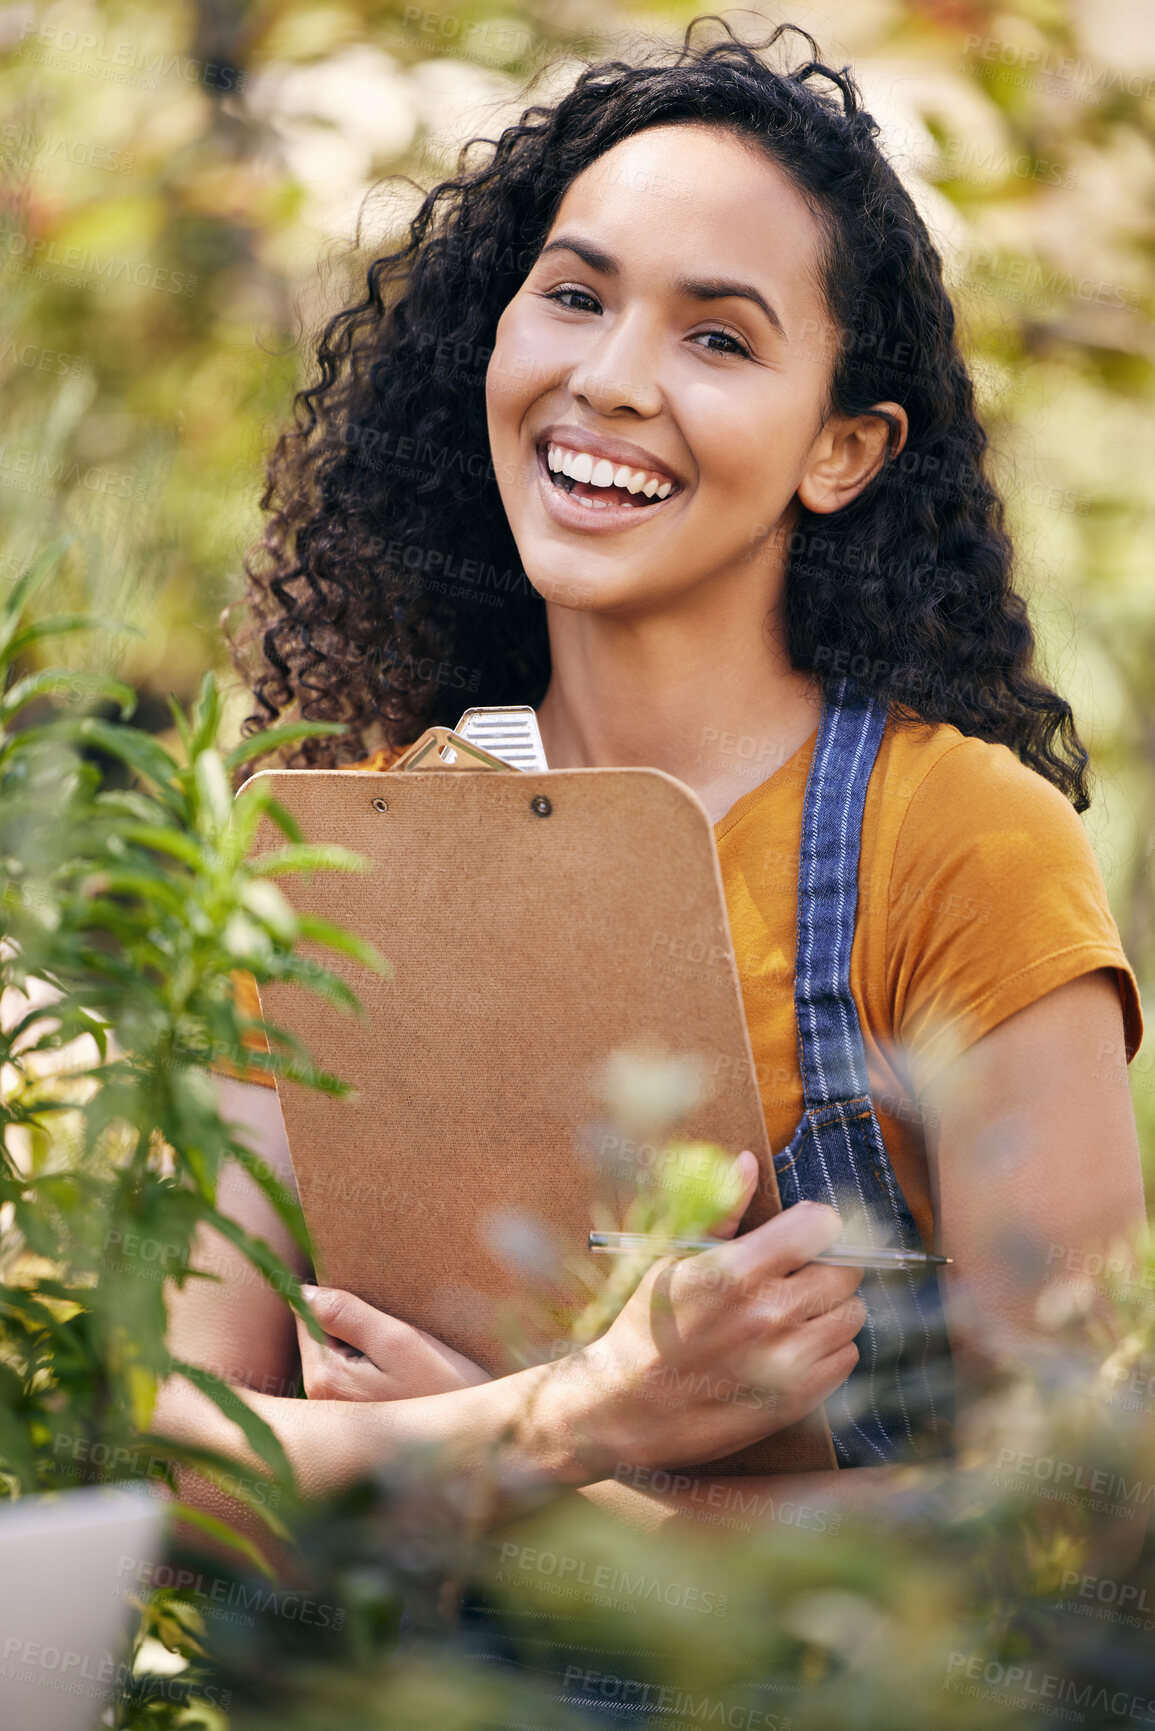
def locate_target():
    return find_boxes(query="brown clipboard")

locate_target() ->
[245,760,836,1476]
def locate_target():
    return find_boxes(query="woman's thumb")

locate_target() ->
[297,1284,366,1348]
[709,1150,760,1240]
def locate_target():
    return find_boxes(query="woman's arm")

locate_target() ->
[158,1078,866,1528]
[163,1076,308,1399]
[922,968,1145,1379]
[588,970,1146,1536]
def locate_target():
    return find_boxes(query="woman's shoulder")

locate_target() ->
[874,717,1143,1075]
[878,714,1109,914]
[879,715,1088,843]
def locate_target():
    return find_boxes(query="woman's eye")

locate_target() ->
[543,287,601,314]
[692,328,752,359]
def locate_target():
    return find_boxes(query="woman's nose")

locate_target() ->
[566,308,664,419]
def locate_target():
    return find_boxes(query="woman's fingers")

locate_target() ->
[722,1198,851,1280]
[576,1197,873,1469]
[299,1285,395,1360]
[739,1293,866,1432]
[294,1306,383,1402]
[771,1294,868,1377]
[764,1259,864,1325]
[787,1336,862,1420]
[295,1286,492,1400]
[706,1150,760,1240]
[669,1201,857,1314]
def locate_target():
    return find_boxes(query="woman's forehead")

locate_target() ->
[544,123,827,332]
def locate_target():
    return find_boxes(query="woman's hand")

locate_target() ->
[538,1194,865,1480]
[293,1151,763,1405]
[294,1286,492,1401]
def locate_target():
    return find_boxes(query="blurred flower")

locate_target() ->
[594,1047,709,1136]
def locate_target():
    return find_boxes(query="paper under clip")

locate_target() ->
[454,706,548,772]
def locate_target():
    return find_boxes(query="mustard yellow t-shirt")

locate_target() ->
[224,724,1143,1250]
[715,716,1143,1246]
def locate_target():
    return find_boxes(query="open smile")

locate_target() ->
[535,439,683,530]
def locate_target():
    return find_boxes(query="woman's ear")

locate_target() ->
[796,402,908,515]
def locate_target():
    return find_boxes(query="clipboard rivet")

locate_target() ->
[371,798,390,813]
[530,795,552,817]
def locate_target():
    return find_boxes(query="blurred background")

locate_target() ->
[2,0,1154,1164]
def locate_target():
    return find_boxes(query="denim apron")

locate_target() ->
[438,678,953,1721]
[772,675,954,1465]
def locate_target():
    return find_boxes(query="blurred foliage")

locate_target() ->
[0,548,387,1722]
[3,0,1155,1726]
[1,0,1152,1161]
[108,1176,1155,1731]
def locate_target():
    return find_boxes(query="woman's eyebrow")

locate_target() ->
[536,235,787,340]
[676,274,787,341]
[538,234,616,274]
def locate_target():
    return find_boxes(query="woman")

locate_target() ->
[165,20,1145,1529]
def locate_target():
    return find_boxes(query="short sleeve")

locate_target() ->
[886,737,1143,1089]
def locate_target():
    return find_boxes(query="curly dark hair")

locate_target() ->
[233,15,1091,810]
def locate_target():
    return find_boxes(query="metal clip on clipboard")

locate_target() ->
[391,705,549,773]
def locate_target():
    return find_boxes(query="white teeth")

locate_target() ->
[543,442,676,499]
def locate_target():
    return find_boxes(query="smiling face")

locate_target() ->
[486,122,886,619]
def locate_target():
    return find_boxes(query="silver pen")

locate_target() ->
[588,1231,950,1269]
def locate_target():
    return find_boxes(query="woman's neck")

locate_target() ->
[535,592,823,826]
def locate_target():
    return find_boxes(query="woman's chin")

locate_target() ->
[528,568,664,614]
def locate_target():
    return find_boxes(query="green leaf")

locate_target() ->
[167,1501,279,1580]
[140,1438,293,1540]
[83,869,191,916]
[166,1358,295,1492]
[193,749,231,835]
[112,824,204,870]
[241,878,298,943]
[295,914,391,977]
[0,1384,38,1489]
[188,672,224,758]
[70,718,181,805]
[166,693,195,762]
[225,720,346,772]
[199,1204,312,1300]
[6,614,131,661]
[225,1137,313,1260]
[249,843,372,878]
[0,669,136,726]
[0,536,74,654]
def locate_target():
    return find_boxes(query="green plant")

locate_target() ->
[5,545,1155,1731]
[0,542,387,1721]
